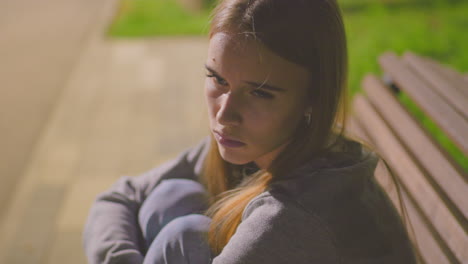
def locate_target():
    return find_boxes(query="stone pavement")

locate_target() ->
[0,0,210,263]
[0,0,116,224]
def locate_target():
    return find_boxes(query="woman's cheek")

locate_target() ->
[243,101,274,123]
[205,84,220,119]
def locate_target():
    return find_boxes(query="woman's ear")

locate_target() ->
[304,106,313,126]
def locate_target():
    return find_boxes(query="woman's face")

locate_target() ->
[205,32,311,169]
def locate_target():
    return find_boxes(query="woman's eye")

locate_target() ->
[206,74,228,86]
[251,89,273,99]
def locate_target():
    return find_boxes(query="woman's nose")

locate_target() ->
[216,92,242,126]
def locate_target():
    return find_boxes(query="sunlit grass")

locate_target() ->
[108,0,211,36]
[344,1,468,95]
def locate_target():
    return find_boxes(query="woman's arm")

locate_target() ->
[211,192,340,264]
[83,137,210,264]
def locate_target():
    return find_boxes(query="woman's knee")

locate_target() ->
[155,178,207,194]
[165,214,212,236]
[143,214,212,264]
[138,179,209,247]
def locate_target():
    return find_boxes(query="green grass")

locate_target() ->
[343,1,468,95]
[108,0,212,36]
[108,0,468,172]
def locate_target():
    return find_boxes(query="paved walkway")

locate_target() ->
[0,0,209,263]
[0,0,116,222]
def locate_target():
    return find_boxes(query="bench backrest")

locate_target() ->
[347,52,467,264]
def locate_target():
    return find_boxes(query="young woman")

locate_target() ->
[84,0,418,263]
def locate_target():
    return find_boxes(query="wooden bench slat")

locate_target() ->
[376,168,456,264]
[362,74,468,223]
[346,117,453,264]
[352,94,468,263]
[402,52,468,118]
[379,52,468,155]
[412,54,468,98]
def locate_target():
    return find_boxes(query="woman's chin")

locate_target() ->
[217,145,252,165]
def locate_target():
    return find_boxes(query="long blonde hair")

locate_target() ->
[200,0,418,259]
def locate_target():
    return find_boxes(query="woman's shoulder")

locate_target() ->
[245,180,415,263]
[244,139,416,262]
[243,138,380,223]
[268,138,380,209]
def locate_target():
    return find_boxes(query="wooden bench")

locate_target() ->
[346,51,467,264]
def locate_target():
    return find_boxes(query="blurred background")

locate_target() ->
[0,0,466,263]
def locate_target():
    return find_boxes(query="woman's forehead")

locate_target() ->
[208,33,264,63]
[207,32,310,89]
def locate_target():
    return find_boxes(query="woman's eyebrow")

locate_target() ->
[243,81,286,92]
[204,64,285,92]
[204,64,223,77]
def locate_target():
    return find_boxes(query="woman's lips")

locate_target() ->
[214,131,246,148]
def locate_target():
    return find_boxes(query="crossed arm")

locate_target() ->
[83,138,339,264]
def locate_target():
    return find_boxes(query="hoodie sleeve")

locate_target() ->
[211,192,341,264]
[83,137,210,264]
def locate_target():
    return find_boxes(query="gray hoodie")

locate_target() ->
[83,137,417,264]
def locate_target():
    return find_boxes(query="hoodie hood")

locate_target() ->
[268,138,380,209]
[238,138,414,262]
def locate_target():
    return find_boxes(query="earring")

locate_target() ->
[305,113,311,126]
